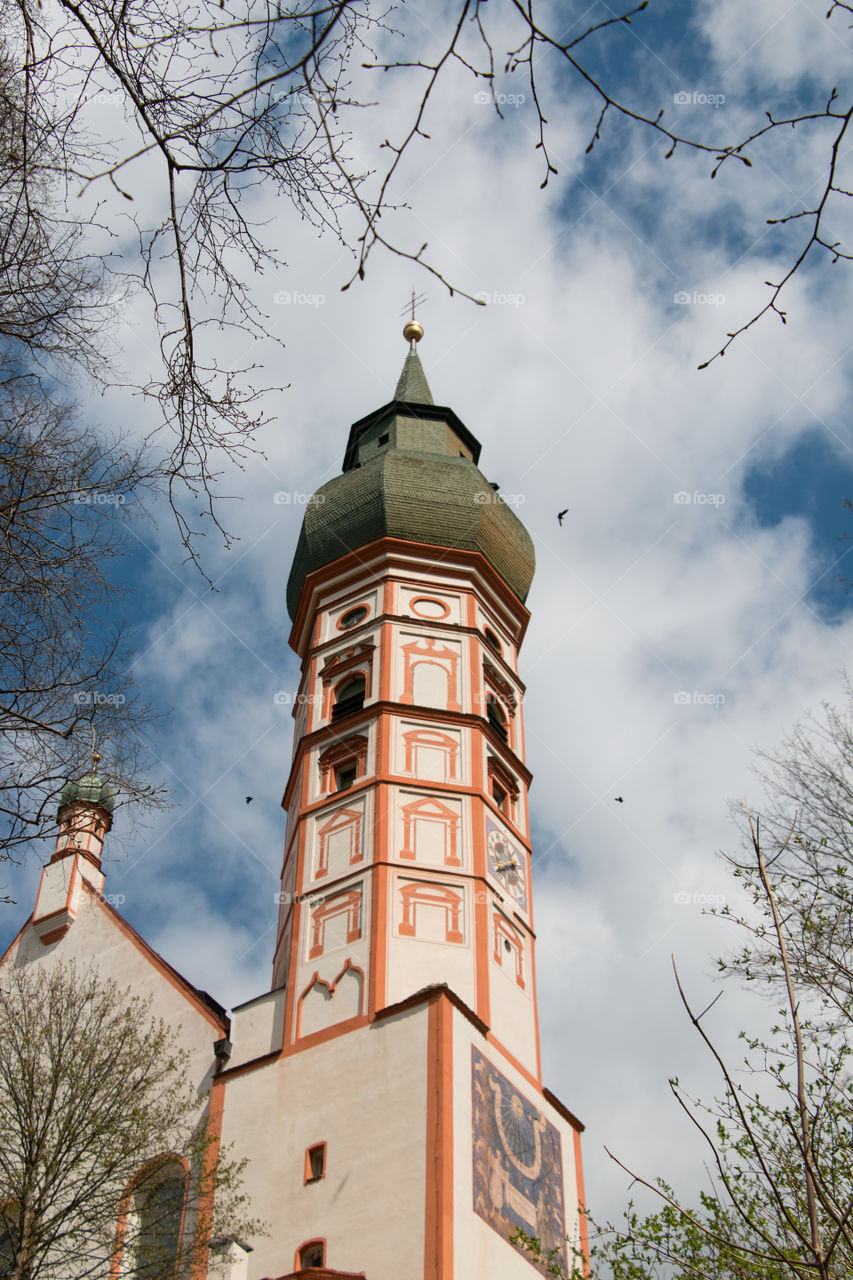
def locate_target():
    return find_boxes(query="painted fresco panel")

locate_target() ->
[472,1047,567,1275]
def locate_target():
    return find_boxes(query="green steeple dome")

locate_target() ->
[286,330,535,618]
[394,346,434,405]
[59,768,116,815]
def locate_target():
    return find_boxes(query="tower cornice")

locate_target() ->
[300,614,528,696]
[289,538,531,654]
[280,698,534,813]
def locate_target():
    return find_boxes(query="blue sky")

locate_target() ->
[4,0,853,1235]
[745,432,853,614]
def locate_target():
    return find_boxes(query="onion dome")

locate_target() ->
[286,326,535,618]
[58,767,116,815]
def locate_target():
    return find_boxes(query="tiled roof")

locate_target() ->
[286,347,535,616]
[393,346,434,404]
[287,450,534,616]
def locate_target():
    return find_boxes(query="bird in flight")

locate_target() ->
[614,796,624,803]
[246,796,253,804]
[557,508,569,525]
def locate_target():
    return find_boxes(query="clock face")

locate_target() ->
[487,827,526,900]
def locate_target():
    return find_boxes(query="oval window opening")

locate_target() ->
[411,596,450,620]
[339,605,368,629]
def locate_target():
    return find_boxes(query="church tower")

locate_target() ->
[217,323,586,1278]
[1,323,586,1280]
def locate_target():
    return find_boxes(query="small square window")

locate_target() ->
[378,432,390,446]
[492,781,508,813]
[304,1142,326,1183]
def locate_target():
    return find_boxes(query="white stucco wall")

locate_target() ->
[7,888,223,1082]
[228,987,287,1069]
[219,1003,430,1279]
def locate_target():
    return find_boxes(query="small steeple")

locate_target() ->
[394,346,434,405]
[395,295,434,405]
[32,747,113,943]
[57,758,116,817]
[53,748,115,868]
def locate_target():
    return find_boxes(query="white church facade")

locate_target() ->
[2,326,586,1280]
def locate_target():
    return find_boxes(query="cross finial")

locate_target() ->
[400,286,427,345]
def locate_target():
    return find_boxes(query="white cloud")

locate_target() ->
[699,0,853,90]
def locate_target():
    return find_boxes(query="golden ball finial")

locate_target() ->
[403,319,424,344]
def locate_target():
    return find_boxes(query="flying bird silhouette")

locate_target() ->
[246,796,253,804]
[557,508,569,525]
[614,796,624,803]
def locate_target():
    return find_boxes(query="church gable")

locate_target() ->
[5,879,228,1051]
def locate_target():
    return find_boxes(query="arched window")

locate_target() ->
[319,736,368,794]
[331,674,366,722]
[483,626,502,654]
[487,755,519,821]
[486,695,508,743]
[298,1238,326,1269]
[119,1158,187,1279]
[0,1203,18,1279]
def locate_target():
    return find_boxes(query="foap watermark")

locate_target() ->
[273,691,320,708]
[674,690,726,708]
[473,90,526,108]
[274,491,326,506]
[273,890,323,907]
[474,690,519,708]
[92,89,126,109]
[273,290,325,307]
[474,490,526,507]
[673,290,726,307]
[474,290,526,307]
[673,90,725,108]
[74,491,126,506]
[97,892,126,907]
[673,490,726,507]
[674,890,726,907]
[73,690,127,707]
